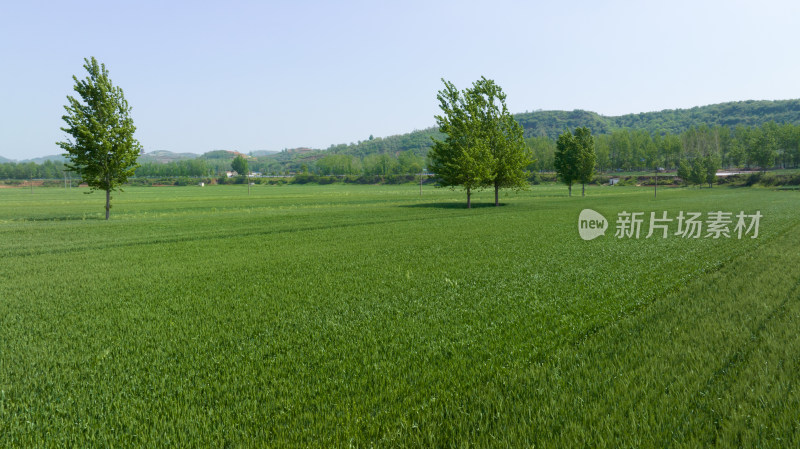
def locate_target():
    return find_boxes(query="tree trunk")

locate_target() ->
[105,189,110,220]
[568,184,572,197]
[467,188,471,209]
[494,183,499,206]
[582,183,585,197]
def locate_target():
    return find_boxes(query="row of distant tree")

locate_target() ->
[677,157,720,188]
[4,121,798,181]
[0,159,68,180]
[551,127,729,195]
[132,150,427,178]
[311,151,426,176]
[0,151,427,179]
[309,121,798,177]
[528,121,800,172]
[3,121,796,181]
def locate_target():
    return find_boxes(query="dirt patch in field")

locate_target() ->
[0,182,89,188]
[0,180,45,187]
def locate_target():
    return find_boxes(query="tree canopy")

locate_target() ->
[231,154,249,176]
[574,127,596,196]
[57,57,141,220]
[470,77,532,206]
[554,130,580,196]
[428,79,493,208]
[428,77,531,208]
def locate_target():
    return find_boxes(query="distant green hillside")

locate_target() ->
[22,155,67,164]
[321,129,443,158]
[299,99,800,159]
[249,150,280,157]
[517,99,800,139]
[0,154,66,164]
[199,150,251,160]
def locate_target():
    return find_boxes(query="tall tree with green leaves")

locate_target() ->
[677,159,691,185]
[689,158,707,186]
[747,126,777,171]
[428,79,493,208]
[574,126,596,196]
[231,154,250,194]
[469,77,532,206]
[397,150,424,174]
[554,130,579,196]
[57,57,141,220]
[703,155,720,188]
[231,154,249,178]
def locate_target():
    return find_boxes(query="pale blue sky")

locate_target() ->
[1,0,799,160]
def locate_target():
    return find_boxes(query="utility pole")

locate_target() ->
[654,166,657,198]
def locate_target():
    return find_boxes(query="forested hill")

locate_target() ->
[321,99,800,157]
[517,99,800,139]
[323,128,443,158]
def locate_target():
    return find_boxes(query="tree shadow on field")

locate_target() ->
[401,202,508,209]
[16,213,106,222]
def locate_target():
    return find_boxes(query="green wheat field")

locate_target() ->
[1,184,798,447]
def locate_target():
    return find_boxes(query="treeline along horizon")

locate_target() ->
[3,100,800,179]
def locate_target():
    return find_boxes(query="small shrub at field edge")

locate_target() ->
[0,179,24,186]
[734,171,796,187]
[759,172,778,186]
[615,176,636,186]
[291,173,316,184]
[316,175,337,184]
[255,178,288,186]
[537,172,558,183]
